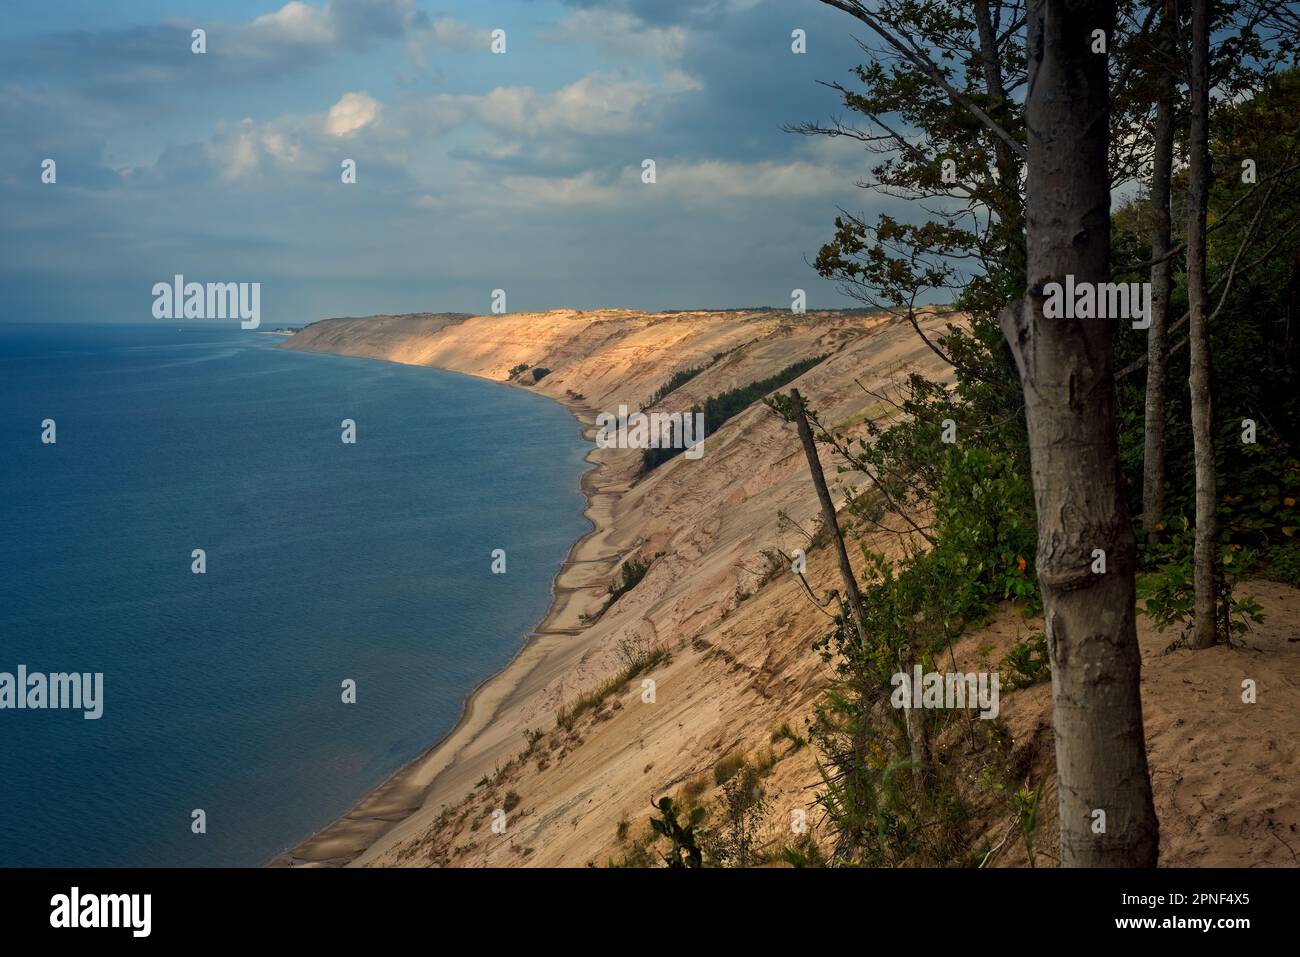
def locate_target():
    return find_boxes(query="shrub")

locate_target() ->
[713,749,748,786]
[1137,518,1266,644]
[648,797,704,868]
[781,833,828,868]
[606,555,651,605]
[644,361,711,408]
[555,643,671,730]
[703,765,770,867]
[642,354,829,472]
[1002,632,1050,689]
[770,722,807,751]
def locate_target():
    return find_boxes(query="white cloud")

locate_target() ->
[397,93,472,140]
[542,9,691,62]
[658,158,845,201]
[498,170,626,208]
[206,119,263,181]
[433,154,847,212]
[406,17,492,65]
[325,91,382,137]
[246,1,336,47]
[475,73,687,136]
[234,0,475,63]
[261,129,305,165]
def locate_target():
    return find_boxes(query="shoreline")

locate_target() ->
[271,371,623,867]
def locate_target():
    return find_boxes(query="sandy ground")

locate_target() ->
[274,308,1299,868]
[275,307,939,865]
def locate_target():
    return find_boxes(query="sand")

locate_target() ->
[275,307,926,865]
[273,308,1300,868]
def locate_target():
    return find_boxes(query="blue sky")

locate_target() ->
[1,0,885,323]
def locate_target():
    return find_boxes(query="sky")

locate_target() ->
[0,0,889,323]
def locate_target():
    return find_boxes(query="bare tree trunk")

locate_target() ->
[792,390,869,644]
[1187,0,1218,649]
[973,0,1019,207]
[1000,0,1159,866]
[791,389,928,782]
[1141,1,1175,542]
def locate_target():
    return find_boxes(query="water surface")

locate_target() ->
[0,322,590,866]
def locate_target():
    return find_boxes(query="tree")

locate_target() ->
[805,0,1297,867]
[792,388,930,780]
[997,0,1159,865]
[1141,0,1177,540]
[1185,0,1218,649]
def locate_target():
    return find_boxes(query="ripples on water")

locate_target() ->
[0,323,590,866]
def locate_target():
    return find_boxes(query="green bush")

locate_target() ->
[648,797,704,868]
[1002,632,1049,688]
[644,361,711,408]
[607,555,651,604]
[642,354,829,472]
[1137,518,1266,643]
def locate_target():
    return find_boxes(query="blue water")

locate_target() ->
[0,323,590,866]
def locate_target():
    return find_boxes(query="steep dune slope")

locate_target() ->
[279,308,1299,868]
[280,308,952,864]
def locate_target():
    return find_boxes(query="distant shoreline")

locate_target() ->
[270,350,618,867]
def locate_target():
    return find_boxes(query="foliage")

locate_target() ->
[606,554,651,605]
[929,445,1040,613]
[808,713,969,867]
[648,797,704,868]
[781,833,828,868]
[1137,518,1266,644]
[793,393,1036,865]
[1264,543,1300,587]
[1113,68,1300,543]
[792,1,1300,868]
[1014,783,1043,868]
[644,360,711,408]
[713,750,749,787]
[641,354,829,472]
[1001,632,1050,689]
[702,765,770,867]
[555,643,670,730]
[770,721,807,751]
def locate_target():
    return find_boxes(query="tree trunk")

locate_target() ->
[973,0,1019,208]
[1141,1,1175,542]
[791,389,869,645]
[973,0,1027,290]
[1186,0,1218,649]
[1000,0,1159,866]
[790,388,928,783]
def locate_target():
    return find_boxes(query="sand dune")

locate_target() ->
[276,308,1300,868]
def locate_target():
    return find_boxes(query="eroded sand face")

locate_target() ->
[278,309,1300,868]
